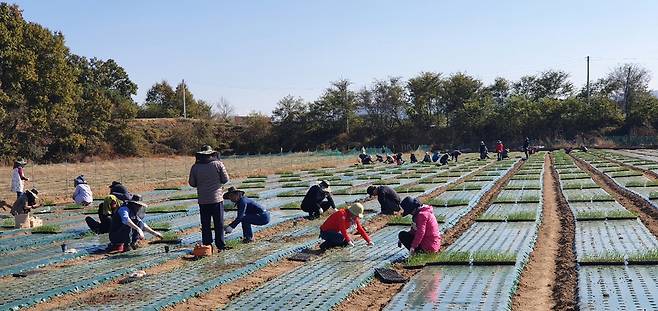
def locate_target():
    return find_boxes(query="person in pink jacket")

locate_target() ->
[397,197,441,254]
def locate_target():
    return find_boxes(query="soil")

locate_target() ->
[334,159,525,311]
[511,154,559,310]
[571,154,658,237]
[549,154,579,311]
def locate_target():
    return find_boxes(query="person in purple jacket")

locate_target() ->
[189,145,230,251]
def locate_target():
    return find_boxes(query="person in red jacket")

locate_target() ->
[319,203,373,250]
[495,140,505,161]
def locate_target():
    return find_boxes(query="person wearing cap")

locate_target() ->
[107,194,163,253]
[85,195,120,234]
[189,145,230,250]
[319,203,373,250]
[495,140,505,161]
[397,197,441,255]
[300,180,335,219]
[223,187,270,243]
[11,159,29,199]
[367,185,401,215]
[422,152,432,163]
[11,188,39,216]
[72,175,93,206]
[479,141,490,160]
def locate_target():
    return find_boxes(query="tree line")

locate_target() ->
[2,2,658,163]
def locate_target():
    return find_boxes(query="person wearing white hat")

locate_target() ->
[72,175,93,206]
[318,203,373,251]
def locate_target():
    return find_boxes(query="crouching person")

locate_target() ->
[301,180,335,219]
[367,185,401,215]
[319,203,373,250]
[107,195,162,253]
[85,195,120,234]
[223,187,270,243]
[398,197,441,255]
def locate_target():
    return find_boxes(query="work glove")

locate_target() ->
[224,225,233,234]
[348,241,355,247]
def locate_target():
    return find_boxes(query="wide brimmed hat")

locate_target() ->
[348,203,364,218]
[25,188,39,200]
[74,175,87,185]
[127,194,147,208]
[401,197,421,217]
[109,181,122,188]
[196,145,217,155]
[15,158,27,165]
[367,185,378,196]
[319,180,332,193]
[223,186,245,200]
[111,191,133,202]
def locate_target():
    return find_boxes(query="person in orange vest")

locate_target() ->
[319,203,373,250]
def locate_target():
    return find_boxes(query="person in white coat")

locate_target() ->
[72,175,93,206]
[11,159,29,199]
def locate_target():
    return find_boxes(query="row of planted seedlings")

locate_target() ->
[576,151,658,208]
[0,162,410,309]
[30,159,485,310]
[623,148,658,163]
[222,155,501,310]
[384,154,541,310]
[553,151,658,310]
[591,149,658,177]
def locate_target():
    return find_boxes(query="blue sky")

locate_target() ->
[11,0,658,114]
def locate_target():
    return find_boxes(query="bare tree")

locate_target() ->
[213,97,235,121]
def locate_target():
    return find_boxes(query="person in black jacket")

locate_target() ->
[479,141,489,160]
[439,153,450,165]
[422,152,432,163]
[523,137,530,160]
[301,180,335,219]
[367,185,401,214]
[410,153,418,163]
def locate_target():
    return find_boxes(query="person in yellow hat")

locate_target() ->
[318,203,373,251]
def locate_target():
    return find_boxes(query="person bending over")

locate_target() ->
[107,195,162,253]
[319,203,373,250]
[367,185,401,215]
[301,180,335,219]
[223,187,270,243]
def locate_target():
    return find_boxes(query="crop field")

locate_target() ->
[3,149,658,310]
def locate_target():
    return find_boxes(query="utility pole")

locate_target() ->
[586,56,590,104]
[345,86,350,134]
[624,66,632,116]
[182,79,187,118]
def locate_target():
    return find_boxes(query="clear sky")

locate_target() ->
[10,0,658,114]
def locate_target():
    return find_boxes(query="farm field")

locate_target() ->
[2,149,658,310]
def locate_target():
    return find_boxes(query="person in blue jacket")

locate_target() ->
[223,186,270,243]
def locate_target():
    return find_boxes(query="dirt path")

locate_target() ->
[571,154,658,237]
[511,154,558,310]
[548,153,578,311]
[334,159,525,311]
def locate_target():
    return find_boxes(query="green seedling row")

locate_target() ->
[31,224,63,234]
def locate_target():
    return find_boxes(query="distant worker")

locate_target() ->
[523,137,530,160]
[479,141,489,160]
[72,175,93,206]
[367,185,401,215]
[85,194,120,234]
[422,152,432,163]
[319,203,373,250]
[431,151,441,163]
[580,145,589,152]
[395,152,405,165]
[450,149,462,162]
[385,154,395,164]
[439,153,450,165]
[223,187,270,243]
[410,153,418,163]
[11,159,29,199]
[359,153,373,165]
[109,181,130,200]
[189,145,230,251]
[11,188,39,216]
[495,140,505,161]
[397,197,441,254]
[301,180,335,219]
[107,195,162,253]
[502,148,510,159]
[375,154,384,163]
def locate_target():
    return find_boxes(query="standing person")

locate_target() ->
[223,187,270,243]
[72,175,93,206]
[397,197,441,254]
[479,141,489,160]
[410,153,418,163]
[450,149,462,162]
[189,145,230,251]
[523,137,530,160]
[301,180,335,219]
[11,159,29,199]
[85,194,120,234]
[367,185,401,214]
[422,152,432,163]
[319,203,373,250]
[495,140,505,161]
[107,195,163,253]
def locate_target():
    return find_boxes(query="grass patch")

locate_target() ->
[561,183,599,189]
[394,186,426,193]
[1,218,15,228]
[63,204,84,210]
[279,177,302,183]
[276,190,306,197]
[373,180,400,185]
[159,231,181,243]
[399,174,423,179]
[388,215,412,225]
[354,175,382,180]
[82,208,98,215]
[559,174,591,180]
[625,180,658,187]
[31,224,63,234]
[494,195,540,203]
[504,184,541,190]
[418,178,449,184]
[650,192,658,200]
[149,222,171,231]
[567,194,615,202]
[239,183,266,189]
[147,205,189,213]
[447,183,483,191]
[478,211,536,221]
[281,182,308,188]
[247,175,268,179]
[169,193,198,201]
[243,178,267,183]
[408,250,517,266]
[576,210,637,220]
[608,171,643,178]
[154,186,182,191]
[332,188,368,195]
[427,198,470,207]
[279,201,301,210]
